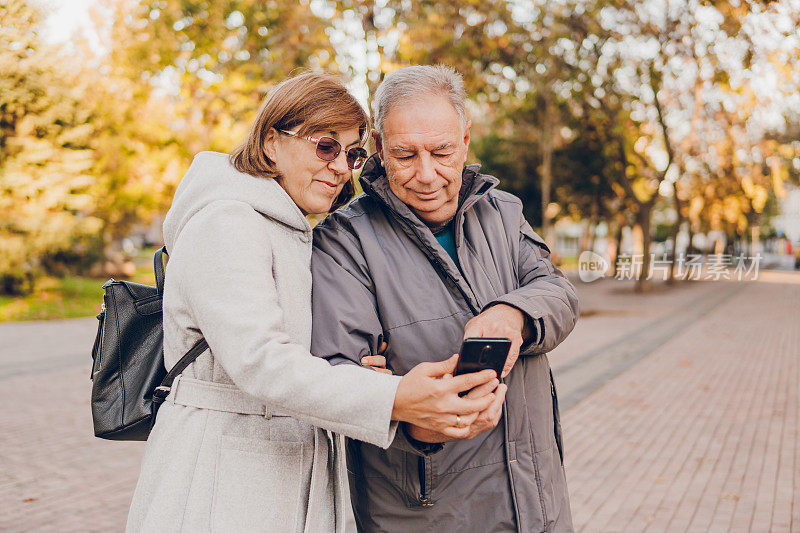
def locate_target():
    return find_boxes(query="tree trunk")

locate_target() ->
[667,182,682,285]
[587,199,599,253]
[636,204,653,293]
[613,220,624,278]
[540,95,555,245]
[750,224,760,257]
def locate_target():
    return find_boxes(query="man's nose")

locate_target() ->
[328,149,350,175]
[415,152,437,185]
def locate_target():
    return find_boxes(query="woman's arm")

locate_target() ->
[170,201,494,447]
[171,200,400,447]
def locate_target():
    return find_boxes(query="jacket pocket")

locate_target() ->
[533,445,571,530]
[211,435,303,533]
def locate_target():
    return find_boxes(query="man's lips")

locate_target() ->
[412,190,441,200]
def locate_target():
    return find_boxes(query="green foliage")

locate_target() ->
[471,133,543,225]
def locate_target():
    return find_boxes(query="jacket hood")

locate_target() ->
[358,153,499,225]
[163,151,310,252]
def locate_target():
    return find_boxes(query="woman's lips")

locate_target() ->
[316,179,339,195]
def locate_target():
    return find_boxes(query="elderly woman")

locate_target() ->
[125,72,502,532]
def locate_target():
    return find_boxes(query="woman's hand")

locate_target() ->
[391,354,499,438]
[406,380,508,443]
[361,355,392,374]
[361,342,393,375]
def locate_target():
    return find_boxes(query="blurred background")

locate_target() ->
[1,0,799,531]
[1,0,799,317]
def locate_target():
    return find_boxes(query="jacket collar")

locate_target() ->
[358,153,499,230]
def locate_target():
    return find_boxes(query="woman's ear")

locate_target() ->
[263,128,279,162]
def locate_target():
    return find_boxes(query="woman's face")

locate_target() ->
[266,126,361,215]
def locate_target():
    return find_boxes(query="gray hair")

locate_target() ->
[372,65,468,136]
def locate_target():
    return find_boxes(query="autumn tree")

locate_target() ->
[0,0,104,293]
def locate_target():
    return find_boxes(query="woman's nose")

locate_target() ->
[328,149,350,174]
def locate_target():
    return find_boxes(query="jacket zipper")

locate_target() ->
[417,212,528,528]
[371,187,527,526]
[90,304,105,379]
[418,456,434,507]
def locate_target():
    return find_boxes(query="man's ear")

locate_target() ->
[263,128,279,162]
[371,129,383,163]
[462,120,472,151]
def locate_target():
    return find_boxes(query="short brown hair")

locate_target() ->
[230,71,368,210]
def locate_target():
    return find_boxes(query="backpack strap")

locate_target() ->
[154,246,167,297]
[151,246,209,411]
[152,337,209,409]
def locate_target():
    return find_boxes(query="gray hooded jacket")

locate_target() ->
[311,155,579,532]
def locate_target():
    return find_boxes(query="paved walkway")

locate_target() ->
[0,272,797,531]
[556,272,799,532]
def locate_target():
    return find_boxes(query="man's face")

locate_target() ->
[374,94,471,230]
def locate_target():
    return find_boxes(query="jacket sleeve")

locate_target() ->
[311,216,441,457]
[484,207,580,356]
[172,201,401,448]
[310,219,384,366]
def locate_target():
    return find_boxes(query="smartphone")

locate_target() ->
[453,337,512,379]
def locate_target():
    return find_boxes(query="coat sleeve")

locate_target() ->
[484,205,580,356]
[172,201,401,448]
[311,216,441,457]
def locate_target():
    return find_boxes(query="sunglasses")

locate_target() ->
[279,129,368,170]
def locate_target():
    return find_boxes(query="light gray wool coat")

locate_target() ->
[126,151,402,533]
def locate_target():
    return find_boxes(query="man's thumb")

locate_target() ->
[425,354,458,377]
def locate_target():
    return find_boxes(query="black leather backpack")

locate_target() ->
[90,247,207,440]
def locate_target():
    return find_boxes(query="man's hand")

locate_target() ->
[463,304,532,378]
[406,380,508,443]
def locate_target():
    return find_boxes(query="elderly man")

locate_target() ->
[311,65,579,532]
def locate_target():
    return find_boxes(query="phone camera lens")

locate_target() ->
[479,346,491,365]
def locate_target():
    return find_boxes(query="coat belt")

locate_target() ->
[167,375,290,418]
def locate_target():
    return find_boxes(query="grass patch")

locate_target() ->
[0,276,105,321]
[555,255,579,273]
[0,247,160,322]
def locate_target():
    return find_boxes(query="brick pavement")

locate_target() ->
[561,272,799,532]
[0,317,144,532]
[0,273,797,531]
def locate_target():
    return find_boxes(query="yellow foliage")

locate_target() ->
[631,177,657,203]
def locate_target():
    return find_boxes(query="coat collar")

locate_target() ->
[358,153,499,230]
[358,154,498,312]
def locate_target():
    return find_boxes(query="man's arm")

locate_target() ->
[310,222,384,367]
[310,218,442,456]
[464,203,580,376]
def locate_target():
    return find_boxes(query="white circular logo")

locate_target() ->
[578,251,610,282]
